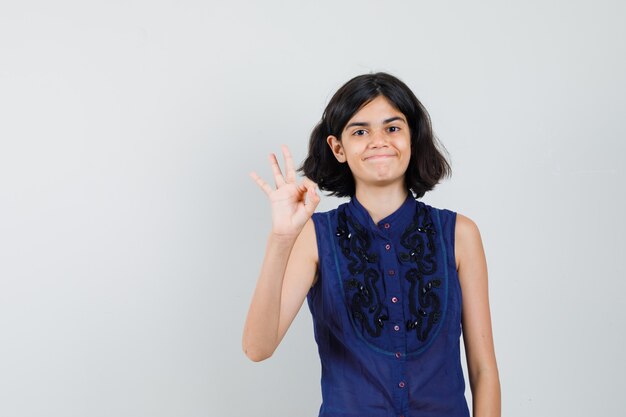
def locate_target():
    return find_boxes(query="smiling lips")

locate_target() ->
[364,154,395,160]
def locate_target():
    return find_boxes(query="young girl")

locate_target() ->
[243,72,500,417]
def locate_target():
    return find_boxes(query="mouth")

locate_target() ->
[364,154,395,161]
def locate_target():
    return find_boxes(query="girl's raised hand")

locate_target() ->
[250,145,320,238]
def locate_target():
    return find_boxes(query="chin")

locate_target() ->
[370,175,404,186]
[373,169,401,181]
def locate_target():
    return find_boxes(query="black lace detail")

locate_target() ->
[336,207,388,337]
[399,204,443,341]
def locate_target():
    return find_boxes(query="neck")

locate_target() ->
[354,183,410,224]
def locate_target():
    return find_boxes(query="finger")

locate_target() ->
[249,171,273,196]
[269,153,285,188]
[295,182,308,196]
[301,176,319,191]
[304,184,321,216]
[296,176,317,197]
[282,144,297,184]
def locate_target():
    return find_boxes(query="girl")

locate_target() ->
[243,72,500,417]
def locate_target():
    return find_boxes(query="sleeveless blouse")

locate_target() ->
[307,195,469,417]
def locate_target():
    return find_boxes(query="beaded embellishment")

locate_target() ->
[334,201,444,345]
[336,208,389,337]
[399,203,443,341]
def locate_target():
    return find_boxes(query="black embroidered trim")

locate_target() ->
[336,207,388,337]
[399,204,443,341]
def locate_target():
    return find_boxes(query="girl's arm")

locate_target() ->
[455,213,501,417]
[242,145,320,362]
[242,220,318,361]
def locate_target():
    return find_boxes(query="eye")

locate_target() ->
[388,126,400,133]
[353,129,366,136]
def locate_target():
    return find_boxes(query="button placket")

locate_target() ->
[380,218,406,403]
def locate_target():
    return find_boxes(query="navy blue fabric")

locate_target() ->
[307,195,469,417]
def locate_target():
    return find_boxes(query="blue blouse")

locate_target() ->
[307,195,469,417]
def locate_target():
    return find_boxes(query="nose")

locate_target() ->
[369,128,388,148]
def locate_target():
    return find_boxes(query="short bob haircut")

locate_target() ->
[299,72,451,198]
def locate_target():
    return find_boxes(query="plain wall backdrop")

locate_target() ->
[1,1,625,416]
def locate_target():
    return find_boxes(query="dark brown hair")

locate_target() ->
[299,72,451,198]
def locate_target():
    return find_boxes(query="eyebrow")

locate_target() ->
[344,116,406,130]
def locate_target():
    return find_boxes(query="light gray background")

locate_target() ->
[1,1,624,416]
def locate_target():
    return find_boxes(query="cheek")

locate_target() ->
[401,141,412,165]
[345,145,363,160]
[397,137,411,154]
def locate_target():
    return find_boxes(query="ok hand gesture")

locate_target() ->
[250,145,320,239]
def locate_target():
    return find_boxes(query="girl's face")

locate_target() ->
[327,95,411,191]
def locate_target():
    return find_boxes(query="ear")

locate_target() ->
[326,135,347,163]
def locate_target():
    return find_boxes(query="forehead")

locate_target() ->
[347,96,405,123]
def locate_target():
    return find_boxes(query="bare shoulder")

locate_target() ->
[454,212,484,272]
